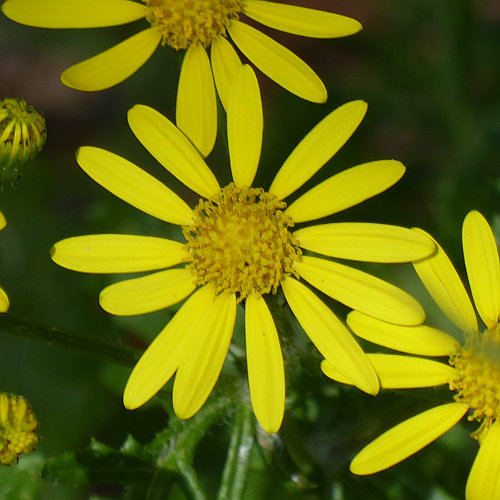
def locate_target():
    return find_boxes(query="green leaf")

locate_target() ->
[0,454,44,500]
[42,439,173,489]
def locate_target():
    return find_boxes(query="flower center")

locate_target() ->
[449,324,500,442]
[0,393,39,465]
[183,183,302,302]
[143,0,246,50]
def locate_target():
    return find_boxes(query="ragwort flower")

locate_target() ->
[0,212,9,312]
[323,210,500,500]
[2,0,361,157]
[50,66,432,433]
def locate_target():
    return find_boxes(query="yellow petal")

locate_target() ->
[296,256,425,325]
[350,402,469,475]
[320,359,352,385]
[244,1,362,38]
[61,28,161,91]
[322,354,454,389]
[123,286,207,409]
[228,65,263,187]
[294,222,435,263]
[245,294,285,433]
[127,105,220,199]
[281,277,379,395]
[0,212,5,230]
[347,310,460,357]
[210,36,243,111]
[466,420,500,500]
[173,291,237,419]
[0,287,9,313]
[76,146,193,226]
[176,43,217,158]
[50,234,188,273]
[366,354,453,388]
[1,0,147,28]
[463,211,500,329]
[285,160,405,224]
[413,228,478,334]
[228,20,326,103]
[269,101,367,201]
[100,269,196,316]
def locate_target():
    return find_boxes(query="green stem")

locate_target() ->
[176,461,207,500]
[217,404,254,500]
[0,313,140,367]
[151,395,234,500]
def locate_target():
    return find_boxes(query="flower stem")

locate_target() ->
[217,404,254,500]
[0,313,140,367]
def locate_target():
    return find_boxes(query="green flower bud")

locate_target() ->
[0,98,46,186]
[0,393,39,465]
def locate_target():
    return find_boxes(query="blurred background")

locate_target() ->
[0,0,499,498]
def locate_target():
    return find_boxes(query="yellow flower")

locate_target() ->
[0,212,9,312]
[0,393,39,465]
[50,66,432,433]
[323,210,500,500]
[2,0,361,157]
[0,98,46,186]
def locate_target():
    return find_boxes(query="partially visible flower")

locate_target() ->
[2,0,361,156]
[50,66,432,433]
[0,212,8,312]
[323,210,500,500]
[0,98,46,186]
[0,393,39,465]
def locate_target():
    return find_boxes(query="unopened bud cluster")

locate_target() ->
[0,393,39,465]
[0,98,46,186]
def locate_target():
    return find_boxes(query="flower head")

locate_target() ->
[0,212,9,312]
[0,393,39,465]
[2,0,361,156]
[50,66,432,433]
[324,210,500,500]
[0,98,46,186]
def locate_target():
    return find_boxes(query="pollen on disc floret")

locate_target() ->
[183,183,302,302]
[449,324,500,442]
[143,0,246,50]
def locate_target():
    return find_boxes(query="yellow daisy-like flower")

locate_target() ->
[1,0,361,157]
[50,66,432,433]
[0,212,9,312]
[323,210,500,500]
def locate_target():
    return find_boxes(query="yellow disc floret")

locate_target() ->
[0,393,39,465]
[143,0,246,50]
[183,183,302,301]
[449,324,500,442]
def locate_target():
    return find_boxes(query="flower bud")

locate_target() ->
[0,393,39,465]
[0,98,46,186]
